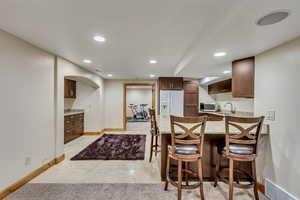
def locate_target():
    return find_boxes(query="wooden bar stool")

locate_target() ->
[149,108,160,162]
[214,116,264,200]
[164,115,208,200]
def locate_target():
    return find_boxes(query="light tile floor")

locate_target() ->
[30,122,268,199]
[31,122,161,184]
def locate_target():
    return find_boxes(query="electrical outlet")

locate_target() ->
[266,110,276,121]
[25,157,31,166]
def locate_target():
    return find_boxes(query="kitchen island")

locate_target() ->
[158,115,269,181]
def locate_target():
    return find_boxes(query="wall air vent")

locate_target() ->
[265,179,298,200]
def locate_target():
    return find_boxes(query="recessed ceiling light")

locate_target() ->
[214,52,227,57]
[149,60,157,64]
[223,70,231,74]
[94,35,106,42]
[107,74,113,77]
[150,74,155,78]
[257,11,290,26]
[83,59,92,64]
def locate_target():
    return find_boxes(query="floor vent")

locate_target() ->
[265,179,298,200]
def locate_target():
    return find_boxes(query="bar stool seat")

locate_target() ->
[171,144,199,155]
[222,144,254,155]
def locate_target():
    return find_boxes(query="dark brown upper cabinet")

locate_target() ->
[159,77,183,90]
[64,79,76,98]
[208,79,232,94]
[232,57,255,98]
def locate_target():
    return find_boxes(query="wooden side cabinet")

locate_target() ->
[64,79,76,98]
[64,113,84,144]
[184,80,199,116]
[208,79,232,94]
[232,57,255,98]
[159,77,183,90]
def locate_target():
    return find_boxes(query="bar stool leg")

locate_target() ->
[155,135,158,156]
[229,158,234,200]
[252,160,259,200]
[198,159,205,200]
[177,160,182,200]
[149,135,154,162]
[185,162,189,186]
[164,156,170,191]
[214,153,220,187]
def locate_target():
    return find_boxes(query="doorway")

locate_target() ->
[123,83,156,131]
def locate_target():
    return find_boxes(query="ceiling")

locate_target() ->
[0,0,300,80]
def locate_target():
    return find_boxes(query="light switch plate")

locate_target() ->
[266,110,276,121]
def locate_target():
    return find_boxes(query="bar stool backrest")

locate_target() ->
[170,115,207,157]
[199,112,224,121]
[225,116,265,156]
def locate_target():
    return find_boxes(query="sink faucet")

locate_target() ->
[225,102,235,114]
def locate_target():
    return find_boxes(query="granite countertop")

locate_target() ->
[64,109,84,116]
[199,111,254,118]
[158,115,269,135]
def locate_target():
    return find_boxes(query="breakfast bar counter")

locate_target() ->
[158,115,269,181]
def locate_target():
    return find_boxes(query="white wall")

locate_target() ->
[0,30,106,192]
[0,30,55,191]
[104,80,155,128]
[199,85,216,103]
[126,87,152,117]
[255,36,300,199]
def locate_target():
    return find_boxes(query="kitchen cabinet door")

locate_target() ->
[64,113,84,144]
[171,77,184,90]
[159,77,183,90]
[64,79,76,98]
[184,81,199,116]
[208,79,232,94]
[232,57,254,98]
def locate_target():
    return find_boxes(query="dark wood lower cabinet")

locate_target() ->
[64,113,84,144]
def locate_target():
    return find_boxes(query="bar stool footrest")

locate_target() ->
[167,175,203,190]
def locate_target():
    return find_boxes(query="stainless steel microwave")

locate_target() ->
[199,103,220,112]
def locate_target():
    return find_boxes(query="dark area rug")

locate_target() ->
[71,134,146,160]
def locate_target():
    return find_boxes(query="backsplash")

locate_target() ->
[213,93,254,113]
[64,98,75,110]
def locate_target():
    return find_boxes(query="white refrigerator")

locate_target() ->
[160,90,184,117]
